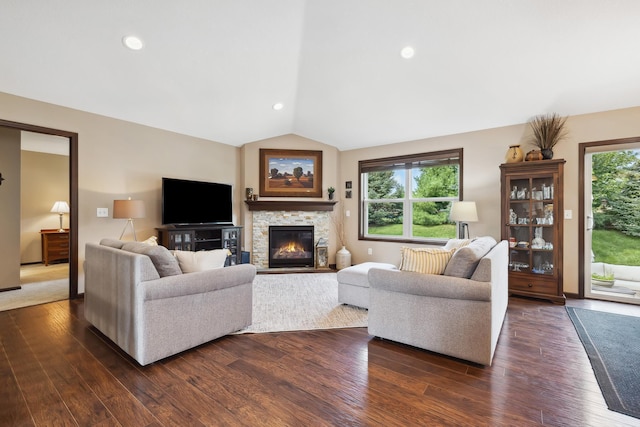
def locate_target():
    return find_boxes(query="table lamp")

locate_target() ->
[113,198,146,241]
[450,201,478,239]
[50,201,70,232]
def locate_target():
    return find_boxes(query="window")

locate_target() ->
[359,148,462,243]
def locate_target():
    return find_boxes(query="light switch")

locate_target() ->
[345,210,351,217]
[564,210,572,220]
[97,207,109,217]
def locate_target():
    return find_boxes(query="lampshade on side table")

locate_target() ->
[50,201,70,232]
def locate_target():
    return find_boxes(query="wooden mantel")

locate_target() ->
[244,200,337,212]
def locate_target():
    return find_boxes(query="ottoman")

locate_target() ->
[337,262,397,309]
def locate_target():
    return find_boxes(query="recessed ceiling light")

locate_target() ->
[122,35,144,51]
[272,103,284,111]
[400,46,415,59]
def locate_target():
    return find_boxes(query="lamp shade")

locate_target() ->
[50,201,70,213]
[450,201,478,222]
[113,199,146,219]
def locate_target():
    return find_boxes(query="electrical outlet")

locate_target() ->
[564,210,572,220]
[97,207,109,217]
[367,248,373,255]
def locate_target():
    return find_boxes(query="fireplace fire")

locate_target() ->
[269,225,314,268]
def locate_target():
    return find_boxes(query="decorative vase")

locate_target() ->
[541,148,554,160]
[506,145,524,163]
[328,192,334,200]
[245,187,253,200]
[336,246,351,270]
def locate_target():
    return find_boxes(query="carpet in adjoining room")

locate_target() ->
[234,272,367,334]
[566,307,640,420]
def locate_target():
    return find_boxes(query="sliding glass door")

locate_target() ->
[582,139,640,304]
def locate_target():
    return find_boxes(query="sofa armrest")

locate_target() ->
[368,268,492,302]
[141,264,257,301]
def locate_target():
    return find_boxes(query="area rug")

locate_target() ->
[566,307,640,419]
[234,273,367,334]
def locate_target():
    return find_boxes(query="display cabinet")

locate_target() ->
[157,225,242,266]
[500,159,565,304]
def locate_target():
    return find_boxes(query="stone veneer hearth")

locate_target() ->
[251,210,331,269]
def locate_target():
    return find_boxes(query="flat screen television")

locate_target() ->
[162,177,233,225]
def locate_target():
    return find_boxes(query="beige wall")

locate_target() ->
[340,106,640,295]
[240,134,340,261]
[21,150,69,263]
[0,127,21,290]
[2,90,639,297]
[1,91,240,293]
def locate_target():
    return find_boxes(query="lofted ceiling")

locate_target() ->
[2,1,640,151]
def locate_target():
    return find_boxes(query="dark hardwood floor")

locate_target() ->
[2,296,640,426]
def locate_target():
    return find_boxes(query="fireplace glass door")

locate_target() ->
[269,226,314,268]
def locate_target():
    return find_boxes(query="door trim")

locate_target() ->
[0,119,79,299]
[579,136,640,299]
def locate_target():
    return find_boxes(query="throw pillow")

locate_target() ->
[141,236,158,246]
[174,249,231,273]
[399,247,456,275]
[443,236,497,278]
[122,242,183,277]
[443,238,473,250]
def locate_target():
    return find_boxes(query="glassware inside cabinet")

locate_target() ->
[532,250,554,275]
[509,247,530,272]
[509,178,530,200]
[532,177,554,200]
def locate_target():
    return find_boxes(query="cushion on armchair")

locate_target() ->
[121,242,182,277]
[174,249,231,273]
[443,236,497,279]
[399,247,455,275]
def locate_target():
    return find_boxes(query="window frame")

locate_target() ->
[358,148,463,244]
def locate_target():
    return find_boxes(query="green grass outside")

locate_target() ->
[592,229,640,266]
[368,223,456,239]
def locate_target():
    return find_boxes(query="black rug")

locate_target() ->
[566,307,640,419]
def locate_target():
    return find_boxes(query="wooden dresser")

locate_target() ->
[41,229,70,266]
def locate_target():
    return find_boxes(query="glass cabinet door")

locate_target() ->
[506,174,557,277]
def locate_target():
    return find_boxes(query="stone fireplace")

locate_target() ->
[247,200,335,269]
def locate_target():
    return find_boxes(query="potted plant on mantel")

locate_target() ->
[328,187,335,200]
[528,113,569,160]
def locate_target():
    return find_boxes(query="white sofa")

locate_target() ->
[84,239,255,365]
[368,239,508,366]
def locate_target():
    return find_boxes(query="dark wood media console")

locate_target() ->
[156,225,242,266]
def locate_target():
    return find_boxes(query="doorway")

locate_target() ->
[580,137,640,304]
[0,119,78,300]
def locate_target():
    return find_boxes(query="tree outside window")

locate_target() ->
[359,149,462,243]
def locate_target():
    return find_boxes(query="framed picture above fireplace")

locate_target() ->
[259,149,323,197]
